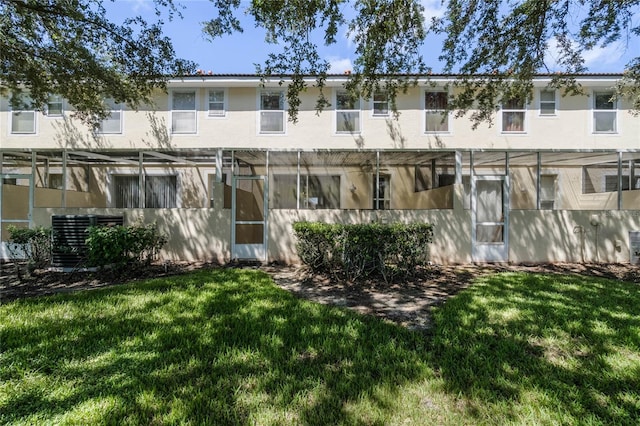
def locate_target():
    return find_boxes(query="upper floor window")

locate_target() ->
[171,90,197,134]
[502,96,526,133]
[208,89,226,117]
[539,89,556,116]
[260,90,285,133]
[425,91,449,133]
[97,99,122,134]
[372,92,389,116]
[10,97,36,134]
[593,91,617,133]
[46,94,64,117]
[336,90,361,134]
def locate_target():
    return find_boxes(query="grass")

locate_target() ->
[1,269,639,425]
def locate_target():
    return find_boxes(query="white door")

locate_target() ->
[231,176,268,261]
[472,175,509,262]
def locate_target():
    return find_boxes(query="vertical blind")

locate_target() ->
[114,175,177,208]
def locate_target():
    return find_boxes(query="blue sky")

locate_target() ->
[108,0,638,74]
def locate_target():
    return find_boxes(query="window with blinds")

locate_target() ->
[113,175,177,208]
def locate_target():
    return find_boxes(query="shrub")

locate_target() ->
[293,222,434,282]
[85,222,167,268]
[8,225,53,276]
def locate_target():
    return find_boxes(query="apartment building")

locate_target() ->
[1,74,639,264]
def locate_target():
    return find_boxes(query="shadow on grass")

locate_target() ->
[1,269,430,425]
[430,272,640,423]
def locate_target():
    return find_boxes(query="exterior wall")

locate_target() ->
[30,184,640,265]
[3,75,639,265]
[2,77,639,152]
[510,210,640,263]
[268,207,470,265]
[32,207,231,263]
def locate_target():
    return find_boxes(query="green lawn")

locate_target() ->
[1,269,639,425]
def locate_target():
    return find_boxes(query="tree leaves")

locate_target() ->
[0,0,196,125]
[3,0,640,128]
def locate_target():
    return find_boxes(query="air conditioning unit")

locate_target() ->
[51,215,124,270]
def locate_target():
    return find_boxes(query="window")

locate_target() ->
[305,176,340,209]
[272,175,340,209]
[425,91,449,133]
[540,175,556,209]
[539,89,556,116]
[372,92,389,116]
[593,91,616,133]
[146,175,177,208]
[47,95,63,117]
[208,89,225,117]
[10,97,36,134]
[114,175,139,208]
[336,90,360,133]
[97,99,122,134]
[414,159,456,191]
[260,91,285,133]
[2,178,17,185]
[373,175,390,209]
[113,175,177,208]
[502,96,526,132]
[604,175,629,192]
[172,90,197,134]
[208,173,228,208]
[48,173,64,190]
[272,174,298,208]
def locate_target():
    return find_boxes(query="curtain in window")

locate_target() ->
[114,176,140,208]
[146,176,177,208]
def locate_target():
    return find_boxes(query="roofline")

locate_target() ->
[166,72,627,87]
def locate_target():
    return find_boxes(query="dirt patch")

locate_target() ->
[264,263,640,330]
[2,261,638,331]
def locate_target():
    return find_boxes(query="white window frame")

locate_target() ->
[501,96,527,134]
[258,90,286,134]
[335,90,361,134]
[207,88,227,118]
[592,90,618,134]
[170,89,198,135]
[96,99,123,134]
[371,92,390,117]
[538,89,557,117]
[423,90,451,134]
[9,97,37,135]
[46,94,64,117]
